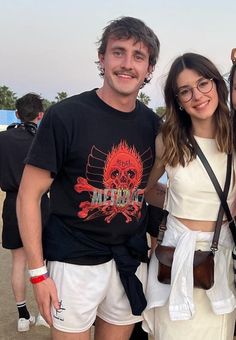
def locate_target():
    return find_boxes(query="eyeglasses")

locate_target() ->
[176,78,214,103]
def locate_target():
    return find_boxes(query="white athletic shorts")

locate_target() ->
[47,259,147,333]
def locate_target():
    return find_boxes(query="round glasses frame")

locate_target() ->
[176,78,214,103]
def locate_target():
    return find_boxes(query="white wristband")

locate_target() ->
[28,265,48,278]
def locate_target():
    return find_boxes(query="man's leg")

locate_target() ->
[95,261,147,340]
[94,317,134,340]
[11,247,35,331]
[51,327,90,340]
[11,247,27,303]
[48,261,112,339]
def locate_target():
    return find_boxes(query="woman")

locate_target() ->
[143,53,236,340]
[229,47,236,340]
[229,48,236,146]
[229,49,236,212]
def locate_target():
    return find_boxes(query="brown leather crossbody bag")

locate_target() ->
[155,214,216,290]
[155,141,232,290]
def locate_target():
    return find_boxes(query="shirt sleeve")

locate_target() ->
[25,104,69,177]
[146,204,165,237]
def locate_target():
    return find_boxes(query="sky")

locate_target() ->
[0,0,235,109]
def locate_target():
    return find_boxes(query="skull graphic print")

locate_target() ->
[74,140,153,223]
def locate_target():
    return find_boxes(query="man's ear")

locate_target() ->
[148,65,154,74]
[37,112,44,122]
[98,53,105,68]
[15,111,19,119]
[146,65,154,79]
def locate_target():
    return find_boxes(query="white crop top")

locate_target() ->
[165,136,236,221]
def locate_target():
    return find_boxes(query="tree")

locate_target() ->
[155,106,165,118]
[138,92,151,106]
[0,85,17,110]
[55,91,68,102]
[42,98,54,110]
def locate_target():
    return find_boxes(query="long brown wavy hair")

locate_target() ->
[161,53,232,167]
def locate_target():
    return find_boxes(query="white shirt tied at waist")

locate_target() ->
[144,214,236,323]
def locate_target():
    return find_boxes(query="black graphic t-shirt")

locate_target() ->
[0,125,49,241]
[26,89,161,263]
[0,126,35,192]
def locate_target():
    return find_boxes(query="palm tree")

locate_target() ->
[55,91,68,102]
[138,91,151,106]
[0,85,17,109]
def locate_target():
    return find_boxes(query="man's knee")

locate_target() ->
[94,317,134,340]
[51,327,90,340]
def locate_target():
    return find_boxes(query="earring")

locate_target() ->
[179,106,183,111]
[146,73,153,82]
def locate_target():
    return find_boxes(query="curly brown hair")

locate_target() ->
[96,16,160,88]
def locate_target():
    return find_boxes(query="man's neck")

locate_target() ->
[96,87,137,112]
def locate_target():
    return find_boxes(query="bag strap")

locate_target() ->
[157,210,168,245]
[157,207,224,251]
[193,139,236,245]
[157,141,231,251]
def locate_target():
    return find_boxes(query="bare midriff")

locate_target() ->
[176,217,226,232]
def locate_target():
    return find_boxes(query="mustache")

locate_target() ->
[115,69,137,78]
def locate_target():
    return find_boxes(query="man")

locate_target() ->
[231,47,236,64]
[17,17,161,340]
[0,93,49,332]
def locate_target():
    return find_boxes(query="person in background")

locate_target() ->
[229,47,236,339]
[229,48,236,148]
[143,53,236,340]
[0,93,49,332]
[231,48,236,65]
[17,17,162,340]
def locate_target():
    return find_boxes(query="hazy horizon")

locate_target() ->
[1,0,235,108]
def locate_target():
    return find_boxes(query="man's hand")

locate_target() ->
[33,277,60,326]
[145,182,166,207]
[149,236,158,257]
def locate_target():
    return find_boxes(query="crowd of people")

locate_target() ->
[0,15,236,340]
